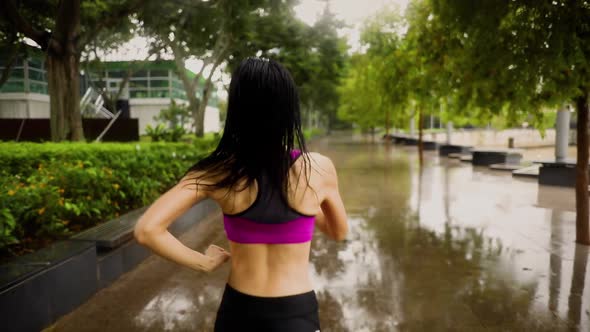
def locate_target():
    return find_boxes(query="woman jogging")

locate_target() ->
[134,57,348,332]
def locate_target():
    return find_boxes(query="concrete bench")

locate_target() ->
[460,155,473,162]
[439,144,472,157]
[471,148,523,166]
[72,207,149,250]
[448,152,469,159]
[512,164,541,178]
[422,141,438,150]
[392,136,411,144]
[0,199,219,332]
[0,239,98,332]
[489,163,530,171]
[403,137,419,146]
[534,159,579,187]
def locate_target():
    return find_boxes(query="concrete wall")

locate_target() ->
[130,98,220,135]
[428,128,559,148]
[204,105,220,133]
[0,93,50,118]
[129,98,168,135]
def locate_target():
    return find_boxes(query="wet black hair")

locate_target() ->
[183,57,309,203]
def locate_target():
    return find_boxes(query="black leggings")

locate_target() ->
[214,284,321,332]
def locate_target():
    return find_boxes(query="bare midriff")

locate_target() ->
[226,240,314,297]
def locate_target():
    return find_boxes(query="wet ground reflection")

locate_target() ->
[47,135,589,332]
[310,135,589,331]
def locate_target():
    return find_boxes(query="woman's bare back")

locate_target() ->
[206,152,343,296]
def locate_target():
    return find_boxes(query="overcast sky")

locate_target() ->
[294,0,409,52]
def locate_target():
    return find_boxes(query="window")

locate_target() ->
[150,79,169,88]
[149,89,170,98]
[129,80,148,88]
[30,82,48,94]
[132,70,148,78]
[28,58,43,69]
[107,70,125,78]
[172,79,184,89]
[172,89,186,100]
[8,68,25,79]
[28,69,45,81]
[130,90,149,98]
[150,69,168,78]
[0,80,25,93]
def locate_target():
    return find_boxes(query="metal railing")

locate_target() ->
[80,88,122,142]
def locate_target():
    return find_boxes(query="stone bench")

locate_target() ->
[404,137,419,146]
[460,155,473,162]
[0,199,219,332]
[0,240,98,332]
[422,141,438,150]
[489,163,529,171]
[439,144,472,157]
[534,159,580,187]
[72,207,149,250]
[471,148,523,166]
[391,136,413,144]
[512,164,541,178]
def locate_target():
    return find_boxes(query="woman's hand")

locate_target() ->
[202,244,231,272]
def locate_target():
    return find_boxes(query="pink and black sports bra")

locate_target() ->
[222,150,316,244]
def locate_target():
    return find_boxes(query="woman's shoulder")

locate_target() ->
[302,152,337,177]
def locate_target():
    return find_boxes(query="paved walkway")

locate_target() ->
[45,135,589,331]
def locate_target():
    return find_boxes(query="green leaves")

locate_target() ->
[0,139,219,255]
[431,0,590,120]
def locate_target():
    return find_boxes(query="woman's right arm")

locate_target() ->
[315,154,348,241]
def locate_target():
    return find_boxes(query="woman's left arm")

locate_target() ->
[133,174,229,272]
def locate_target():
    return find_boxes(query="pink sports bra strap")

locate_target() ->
[290,149,302,160]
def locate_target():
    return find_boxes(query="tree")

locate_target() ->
[307,6,348,132]
[338,8,412,137]
[338,54,391,136]
[0,0,144,141]
[362,10,413,134]
[0,17,23,89]
[430,0,590,245]
[141,0,306,137]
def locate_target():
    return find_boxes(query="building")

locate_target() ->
[0,50,220,136]
[0,49,50,119]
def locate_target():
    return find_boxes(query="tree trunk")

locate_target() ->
[418,108,424,168]
[47,53,84,141]
[189,95,203,137]
[194,83,214,138]
[575,94,590,245]
[51,0,83,141]
[385,110,390,136]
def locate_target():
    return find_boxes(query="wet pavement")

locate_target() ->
[45,135,589,332]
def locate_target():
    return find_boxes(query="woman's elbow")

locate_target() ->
[332,224,348,242]
[133,226,149,244]
[134,223,157,245]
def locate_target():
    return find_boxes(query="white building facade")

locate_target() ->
[0,56,221,136]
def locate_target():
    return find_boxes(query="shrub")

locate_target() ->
[0,138,218,257]
[145,124,169,142]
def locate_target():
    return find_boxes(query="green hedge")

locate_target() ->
[0,139,218,256]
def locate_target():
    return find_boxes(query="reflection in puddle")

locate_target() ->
[134,285,218,331]
[310,137,589,331]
